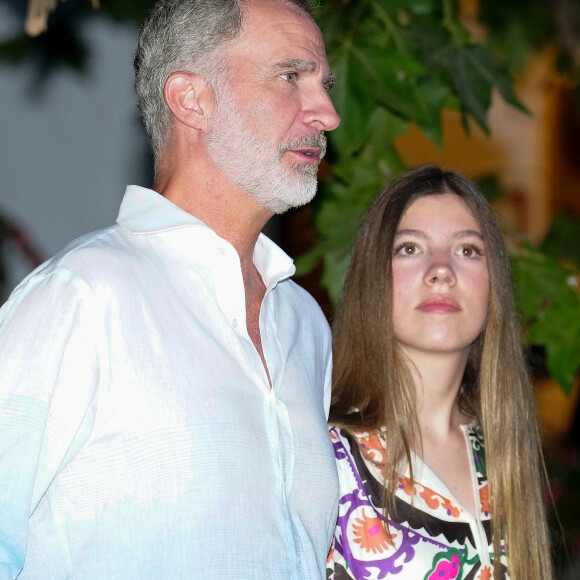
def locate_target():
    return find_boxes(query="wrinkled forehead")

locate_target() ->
[229,0,329,70]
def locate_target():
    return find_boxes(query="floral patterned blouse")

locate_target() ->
[327,423,508,580]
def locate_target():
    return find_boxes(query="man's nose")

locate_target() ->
[302,89,340,132]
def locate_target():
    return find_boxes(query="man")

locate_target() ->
[0,1,340,578]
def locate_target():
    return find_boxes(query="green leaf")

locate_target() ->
[510,238,580,393]
[321,247,353,305]
[294,245,325,277]
[404,0,440,17]
[327,46,375,154]
[441,0,470,46]
[363,106,409,168]
[442,45,493,132]
[363,48,428,121]
[462,44,528,114]
[474,174,504,203]
[413,76,454,146]
[540,214,580,271]
[528,310,580,395]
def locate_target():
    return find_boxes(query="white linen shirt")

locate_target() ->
[0,185,338,580]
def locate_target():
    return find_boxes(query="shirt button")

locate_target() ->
[217,247,225,255]
[232,318,238,328]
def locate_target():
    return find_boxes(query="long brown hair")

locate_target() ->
[330,165,553,580]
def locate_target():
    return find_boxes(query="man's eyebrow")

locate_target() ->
[272,59,317,73]
[269,59,336,91]
[323,70,336,91]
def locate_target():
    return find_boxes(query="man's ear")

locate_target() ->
[164,72,214,134]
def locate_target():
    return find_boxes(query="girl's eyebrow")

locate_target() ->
[394,228,484,241]
[452,230,484,241]
[394,229,426,238]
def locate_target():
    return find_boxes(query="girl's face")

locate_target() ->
[391,193,490,360]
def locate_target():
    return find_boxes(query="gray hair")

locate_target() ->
[133,0,315,166]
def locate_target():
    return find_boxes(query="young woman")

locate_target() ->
[327,166,552,580]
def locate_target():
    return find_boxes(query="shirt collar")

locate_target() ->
[117,185,296,286]
[117,185,203,233]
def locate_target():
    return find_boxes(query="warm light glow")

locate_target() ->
[25,0,100,37]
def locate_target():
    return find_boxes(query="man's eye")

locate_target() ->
[280,73,297,83]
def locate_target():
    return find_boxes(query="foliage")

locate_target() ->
[297,0,580,393]
[510,234,580,394]
[480,0,580,77]
[0,0,579,391]
[298,0,527,302]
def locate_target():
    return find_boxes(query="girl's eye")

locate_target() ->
[395,242,418,255]
[459,244,484,257]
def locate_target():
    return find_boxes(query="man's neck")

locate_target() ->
[154,158,274,285]
[155,161,275,383]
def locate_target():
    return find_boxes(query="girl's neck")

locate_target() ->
[403,347,471,438]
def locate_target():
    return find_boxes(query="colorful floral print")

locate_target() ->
[351,508,398,554]
[327,423,509,580]
[426,551,461,579]
[399,477,462,517]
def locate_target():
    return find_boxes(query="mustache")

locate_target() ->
[279,134,327,160]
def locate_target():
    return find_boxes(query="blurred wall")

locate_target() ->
[0,8,151,295]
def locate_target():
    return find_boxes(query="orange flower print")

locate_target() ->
[421,487,460,518]
[399,478,460,517]
[357,431,386,465]
[479,484,491,517]
[399,477,418,496]
[327,541,334,564]
[477,565,492,580]
[419,488,460,517]
[351,509,397,554]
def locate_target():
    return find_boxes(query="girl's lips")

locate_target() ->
[416,296,461,313]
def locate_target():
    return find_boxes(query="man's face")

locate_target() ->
[205,0,340,214]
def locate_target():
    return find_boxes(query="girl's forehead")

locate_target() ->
[398,194,479,230]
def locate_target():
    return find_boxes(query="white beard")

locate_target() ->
[205,79,326,214]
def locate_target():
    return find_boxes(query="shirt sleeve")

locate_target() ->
[0,267,100,579]
[323,349,333,419]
